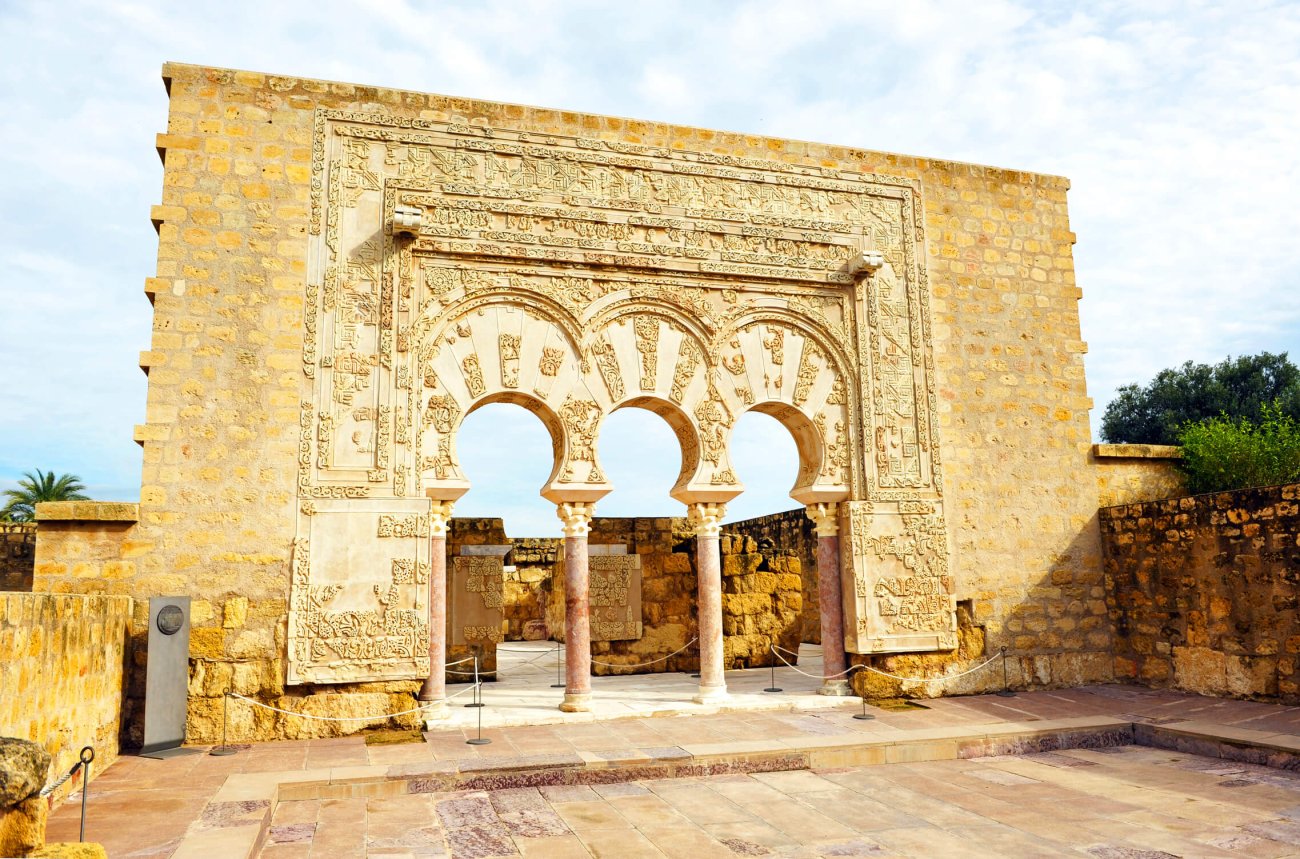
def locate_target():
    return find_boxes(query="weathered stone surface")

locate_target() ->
[1102,481,1300,702]
[0,597,129,801]
[0,795,47,858]
[28,843,109,859]
[0,523,37,593]
[0,738,50,807]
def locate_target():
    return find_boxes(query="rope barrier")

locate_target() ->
[591,637,698,668]
[770,643,1002,684]
[39,759,82,798]
[228,684,478,722]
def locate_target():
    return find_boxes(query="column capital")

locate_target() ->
[687,502,727,538]
[428,500,455,537]
[557,501,595,538]
[806,502,840,537]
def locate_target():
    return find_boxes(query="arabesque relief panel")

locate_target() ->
[289,109,953,682]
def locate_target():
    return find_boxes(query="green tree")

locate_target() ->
[1177,402,1300,494]
[1,470,90,522]
[1101,352,1300,445]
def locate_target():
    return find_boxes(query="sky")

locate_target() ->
[1,1,1298,535]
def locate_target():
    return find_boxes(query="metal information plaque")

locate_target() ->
[142,596,192,756]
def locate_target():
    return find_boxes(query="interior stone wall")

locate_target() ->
[505,537,560,641]
[31,60,1154,740]
[0,593,132,804]
[0,522,36,592]
[1101,482,1300,701]
[721,510,818,643]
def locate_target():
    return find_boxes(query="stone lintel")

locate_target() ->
[34,501,140,523]
[1092,443,1182,460]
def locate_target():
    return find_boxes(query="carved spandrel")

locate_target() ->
[589,555,642,642]
[451,556,504,645]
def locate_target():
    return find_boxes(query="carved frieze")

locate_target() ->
[450,556,504,645]
[589,555,642,642]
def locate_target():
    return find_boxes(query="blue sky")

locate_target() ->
[2,1,1298,535]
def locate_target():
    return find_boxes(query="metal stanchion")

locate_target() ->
[764,644,782,693]
[551,641,565,689]
[997,646,1016,698]
[851,665,874,721]
[466,655,485,708]
[466,681,490,746]
[210,691,237,756]
[78,746,94,842]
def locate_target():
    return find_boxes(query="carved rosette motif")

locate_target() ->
[291,106,952,684]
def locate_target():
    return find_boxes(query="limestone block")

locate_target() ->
[0,796,47,858]
[29,844,109,859]
[0,738,51,807]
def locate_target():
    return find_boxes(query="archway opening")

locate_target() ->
[726,409,803,522]
[597,401,687,517]
[455,402,562,537]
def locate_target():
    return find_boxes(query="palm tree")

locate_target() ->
[1,470,90,522]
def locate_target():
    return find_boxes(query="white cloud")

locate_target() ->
[1,0,1297,519]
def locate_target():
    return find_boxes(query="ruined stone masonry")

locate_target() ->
[27,61,1183,740]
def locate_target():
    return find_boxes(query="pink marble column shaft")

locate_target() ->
[808,502,849,695]
[817,533,847,680]
[557,502,594,712]
[419,501,454,713]
[563,534,591,699]
[689,502,728,702]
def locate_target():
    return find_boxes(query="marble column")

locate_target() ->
[807,502,849,695]
[558,501,595,712]
[418,500,455,720]
[688,502,728,703]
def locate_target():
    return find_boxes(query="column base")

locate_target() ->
[693,684,729,705]
[419,700,448,727]
[819,679,851,697]
[559,692,591,713]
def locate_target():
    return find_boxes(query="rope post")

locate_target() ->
[851,665,874,721]
[466,654,485,708]
[466,690,490,746]
[997,646,1016,698]
[77,746,93,843]
[210,691,237,756]
[764,644,782,693]
[551,640,565,688]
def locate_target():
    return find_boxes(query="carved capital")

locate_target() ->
[806,502,840,537]
[687,502,727,538]
[428,500,455,537]
[557,501,595,538]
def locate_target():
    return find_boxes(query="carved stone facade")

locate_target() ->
[30,62,1160,740]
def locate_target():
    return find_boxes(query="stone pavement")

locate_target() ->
[45,681,1300,858]
[262,746,1300,858]
[436,642,845,729]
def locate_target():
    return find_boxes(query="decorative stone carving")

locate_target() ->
[589,554,642,641]
[290,105,952,684]
[687,502,727,538]
[450,556,504,645]
[557,501,595,538]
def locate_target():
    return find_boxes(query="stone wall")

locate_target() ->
[1101,482,1300,701]
[721,510,817,643]
[505,537,559,641]
[0,522,36,592]
[1093,444,1185,508]
[35,60,1173,739]
[0,593,132,804]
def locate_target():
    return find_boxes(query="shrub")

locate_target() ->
[1176,401,1300,494]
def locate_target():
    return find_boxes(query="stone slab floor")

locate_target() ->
[258,746,1300,858]
[47,685,1300,857]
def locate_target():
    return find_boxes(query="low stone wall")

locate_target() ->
[1101,482,1300,701]
[0,593,132,804]
[1,522,37,592]
[721,510,817,644]
[505,538,559,641]
[1093,443,1185,508]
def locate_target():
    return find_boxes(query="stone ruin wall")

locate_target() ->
[1101,482,1300,702]
[0,593,132,804]
[721,510,818,644]
[0,522,36,592]
[26,61,1181,741]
